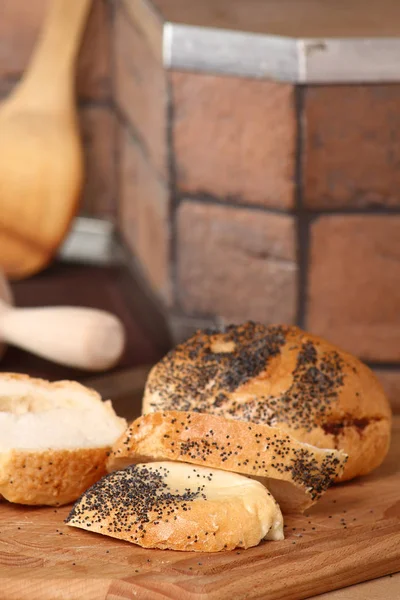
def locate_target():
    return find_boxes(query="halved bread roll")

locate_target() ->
[107,411,347,513]
[0,373,126,506]
[66,461,284,551]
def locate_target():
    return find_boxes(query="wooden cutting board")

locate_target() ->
[1,417,399,600]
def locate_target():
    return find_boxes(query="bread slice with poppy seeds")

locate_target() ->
[107,411,347,513]
[66,461,284,552]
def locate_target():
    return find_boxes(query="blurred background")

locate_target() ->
[1,0,400,419]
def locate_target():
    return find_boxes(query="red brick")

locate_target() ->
[373,370,400,414]
[307,215,400,361]
[304,86,400,209]
[79,106,116,217]
[114,6,167,176]
[76,0,111,100]
[0,0,46,83]
[171,72,296,209]
[0,0,110,100]
[177,202,297,323]
[118,127,170,302]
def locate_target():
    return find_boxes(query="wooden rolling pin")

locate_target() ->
[0,0,92,279]
[0,273,125,371]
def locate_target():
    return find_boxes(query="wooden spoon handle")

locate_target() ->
[15,0,92,107]
[0,305,125,371]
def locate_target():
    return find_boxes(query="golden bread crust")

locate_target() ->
[0,371,104,402]
[0,448,108,506]
[143,323,392,481]
[107,411,347,512]
[0,372,127,506]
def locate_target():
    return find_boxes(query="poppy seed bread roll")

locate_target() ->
[107,411,347,512]
[142,323,392,482]
[66,461,284,552]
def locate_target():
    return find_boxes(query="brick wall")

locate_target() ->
[114,3,400,411]
[0,0,115,218]
[3,1,399,410]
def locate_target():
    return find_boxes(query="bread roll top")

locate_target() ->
[143,322,392,481]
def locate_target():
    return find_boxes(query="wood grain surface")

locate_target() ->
[0,417,399,600]
[315,572,400,599]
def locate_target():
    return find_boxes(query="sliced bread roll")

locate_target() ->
[107,411,347,512]
[0,373,126,506]
[143,322,391,482]
[66,461,284,551]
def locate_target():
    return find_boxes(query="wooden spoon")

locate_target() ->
[0,0,92,280]
[0,271,125,371]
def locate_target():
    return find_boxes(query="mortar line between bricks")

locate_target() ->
[114,103,167,185]
[179,194,294,215]
[295,85,308,329]
[174,194,400,217]
[78,97,113,109]
[304,207,400,216]
[0,83,113,108]
[367,362,400,371]
[166,76,181,311]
